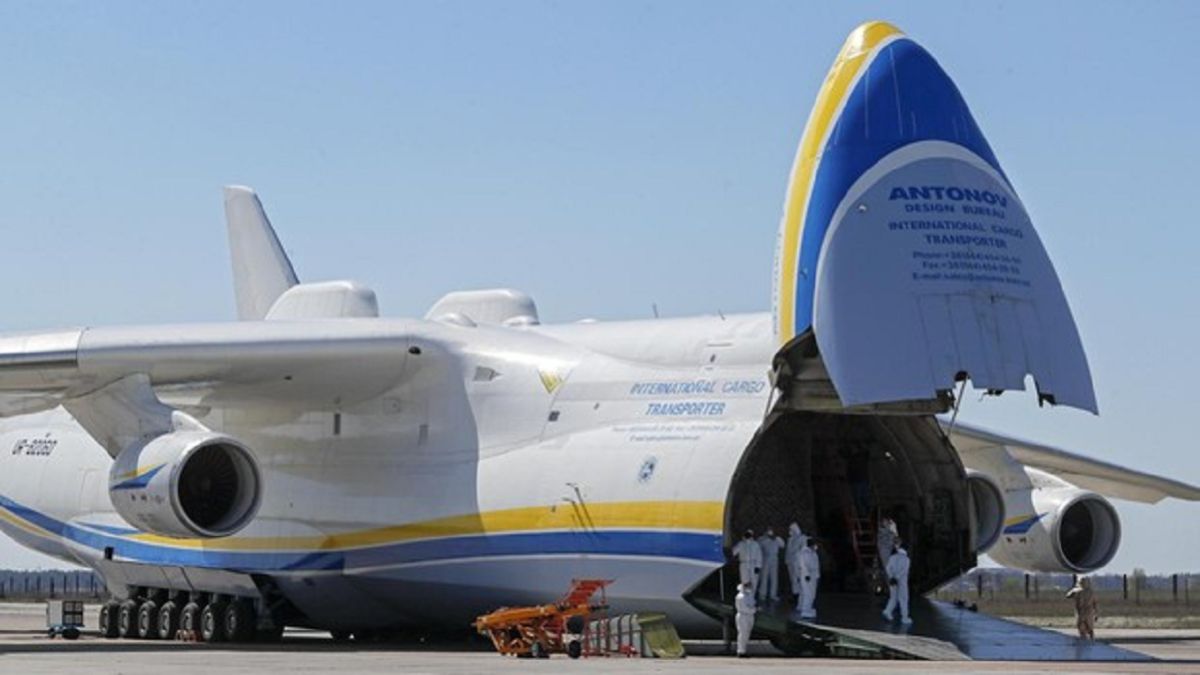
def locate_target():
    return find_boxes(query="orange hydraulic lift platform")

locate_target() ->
[474,579,612,659]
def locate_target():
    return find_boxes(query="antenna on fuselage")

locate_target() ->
[652,303,660,319]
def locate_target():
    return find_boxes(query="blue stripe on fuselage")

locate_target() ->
[0,493,725,572]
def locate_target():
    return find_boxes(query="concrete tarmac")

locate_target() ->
[2,603,1199,674]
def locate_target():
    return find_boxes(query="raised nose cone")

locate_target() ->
[773,22,1096,414]
[823,23,1002,172]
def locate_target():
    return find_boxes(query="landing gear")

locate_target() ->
[201,600,229,642]
[118,599,140,639]
[180,601,202,636]
[224,600,256,643]
[98,601,120,639]
[136,600,159,639]
[158,601,181,640]
[98,588,285,643]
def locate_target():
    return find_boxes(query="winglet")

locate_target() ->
[224,186,299,320]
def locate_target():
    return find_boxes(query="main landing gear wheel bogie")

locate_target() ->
[98,592,269,642]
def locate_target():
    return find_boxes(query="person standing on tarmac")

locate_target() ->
[757,527,785,603]
[734,581,756,658]
[1066,577,1098,640]
[732,529,763,591]
[785,523,806,600]
[797,539,821,619]
[882,541,912,625]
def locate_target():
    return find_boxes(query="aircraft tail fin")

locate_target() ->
[224,186,299,320]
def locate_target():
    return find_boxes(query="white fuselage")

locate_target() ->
[0,313,775,632]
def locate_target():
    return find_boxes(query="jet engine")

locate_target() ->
[108,431,261,538]
[966,471,1005,554]
[987,475,1121,573]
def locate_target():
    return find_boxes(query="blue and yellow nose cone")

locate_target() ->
[776,20,1006,344]
[772,21,1096,413]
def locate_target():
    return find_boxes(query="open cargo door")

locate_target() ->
[772,21,1096,415]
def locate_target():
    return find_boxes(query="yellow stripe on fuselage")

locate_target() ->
[0,505,55,540]
[776,20,903,344]
[126,500,726,552]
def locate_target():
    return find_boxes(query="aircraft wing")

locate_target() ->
[0,321,415,417]
[945,420,1200,504]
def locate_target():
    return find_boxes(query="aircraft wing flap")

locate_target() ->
[0,321,414,412]
[946,420,1200,504]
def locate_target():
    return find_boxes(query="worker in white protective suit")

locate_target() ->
[797,539,821,619]
[732,529,762,590]
[877,516,898,571]
[882,542,912,625]
[785,523,806,600]
[734,581,756,658]
[757,527,785,602]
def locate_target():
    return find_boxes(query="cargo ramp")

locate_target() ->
[686,590,1151,661]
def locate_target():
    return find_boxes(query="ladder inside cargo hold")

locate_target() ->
[849,516,877,580]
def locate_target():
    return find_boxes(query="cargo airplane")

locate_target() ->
[1,21,1196,650]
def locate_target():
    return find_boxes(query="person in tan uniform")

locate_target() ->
[1066,576,1099,640]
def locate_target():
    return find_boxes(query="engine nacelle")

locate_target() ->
[109,431,262,538]
[966,471,1005,554]
[988,479,1121,573]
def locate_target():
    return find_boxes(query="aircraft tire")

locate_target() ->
[224,600,256,643]
[201,601,228,642]
[118,600,139,639]
[180,602,202,637]
[158,601,181,640]
[98,602,120,639]
[136,600,159,640]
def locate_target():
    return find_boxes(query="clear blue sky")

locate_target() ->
[1,2,1198,572]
